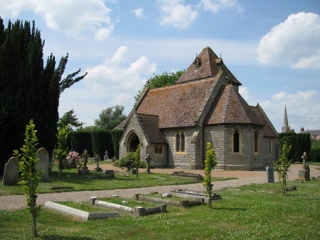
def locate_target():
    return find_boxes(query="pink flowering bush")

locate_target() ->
[66,151,81,168]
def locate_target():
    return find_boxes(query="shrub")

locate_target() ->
[115,152,135,171]
[66,151,81,168]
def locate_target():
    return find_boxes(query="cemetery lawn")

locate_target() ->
[1,178,320,240]
[0,168,233,196]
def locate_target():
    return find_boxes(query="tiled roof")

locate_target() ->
[205,84,263,125]
[251,104,278,137]
[137,77,218,128]
[135,113,167,143]
[176,47,241,86]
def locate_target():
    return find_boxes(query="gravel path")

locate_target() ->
[1,164,319,211]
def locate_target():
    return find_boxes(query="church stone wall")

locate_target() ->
[205,124,270,170]
[162,128,198,169]
[145,143,167,168]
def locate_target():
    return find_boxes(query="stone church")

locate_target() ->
[118,47,278,170]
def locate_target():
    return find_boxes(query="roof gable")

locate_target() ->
[135,113,167,143]
[205,84,262,125]
[176,47,241,85]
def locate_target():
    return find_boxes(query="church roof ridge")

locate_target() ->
[176,46,241,85]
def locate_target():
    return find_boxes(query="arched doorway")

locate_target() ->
[127,132,140,152]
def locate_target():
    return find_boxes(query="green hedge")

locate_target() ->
[69,131,92,156]
[68,129,122,159]
[91,130,114,159]
[278,132,311,162]
[310,140,320,162]
[111,129,123,159]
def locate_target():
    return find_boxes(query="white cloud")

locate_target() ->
[133,8,146,19]
[239,86,250,101]
[157,0,198,29]
[84,45,156,98]
[0,0,36,18]
[94,26,114,41]
[257,12,320,69]
[197,0,243,13]
[59,46,157,126]
[260,89,320,132]
[0,0,114,41]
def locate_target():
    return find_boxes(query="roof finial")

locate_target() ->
[220,53,222,58]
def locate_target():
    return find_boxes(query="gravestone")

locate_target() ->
[266,166,274,183]
[2,157,19,186]
[298,152,310,181]
[104,150,109,160]
[104,170,115,178]
[145,154,152,174]
[36,147,50,182]
[78,149,90,174]
[82,149,90,169]
[94,152,102,172]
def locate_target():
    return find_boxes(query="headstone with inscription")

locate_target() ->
[2,157,19,186]
[36,147,50,182]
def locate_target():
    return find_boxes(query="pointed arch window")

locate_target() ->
[155,146,158,154]
[233,130,240,153]
[175,132,180,152]
[181,132,185,152]
[254,130,258,153]
[175,131,185,153]
[268,139,272,154]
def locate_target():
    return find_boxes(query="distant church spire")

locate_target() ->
[282,105,290,133]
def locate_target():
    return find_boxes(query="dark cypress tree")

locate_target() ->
[0,18,87,174]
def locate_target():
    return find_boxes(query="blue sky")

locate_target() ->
[1,0,320,132]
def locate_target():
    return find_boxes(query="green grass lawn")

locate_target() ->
[1,178,319,240]
[1,167,234,196]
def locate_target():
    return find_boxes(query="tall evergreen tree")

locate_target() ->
[58,109,82,130]
[0,18,87,174]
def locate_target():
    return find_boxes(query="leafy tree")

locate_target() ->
[203,142,217,209]
[134,144,141,177]
[0,18,86,174]
[13,120,42,237]
[274,142,292,196]
[94,105,126,130]
[58,109,82,130]
[135,70,184,102]
[56,127,69,180]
